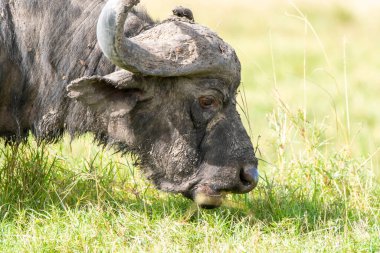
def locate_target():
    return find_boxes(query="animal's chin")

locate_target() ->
[194,192,223,209]
[153,175,225,208]
[192,184,225,209]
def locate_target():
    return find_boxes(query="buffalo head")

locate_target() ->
[67,0,258,208]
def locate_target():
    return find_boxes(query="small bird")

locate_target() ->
[172,6,194,22]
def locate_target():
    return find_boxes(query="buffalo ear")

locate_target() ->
[67,72,142,115]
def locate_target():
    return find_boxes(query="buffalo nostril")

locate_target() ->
[240,166,259,188]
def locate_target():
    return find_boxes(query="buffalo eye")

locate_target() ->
[198,96,219,109]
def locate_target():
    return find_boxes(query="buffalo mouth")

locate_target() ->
[182,168,259,209]
[181,183,224,209]
[190,184,256,209]
[190,184,225,209]
[182,184,227,209]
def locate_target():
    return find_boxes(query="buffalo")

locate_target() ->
[0,0,258,208]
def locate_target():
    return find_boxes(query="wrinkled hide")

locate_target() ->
[0,0,153,140]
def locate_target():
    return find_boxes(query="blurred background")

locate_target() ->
[145,0,380,178]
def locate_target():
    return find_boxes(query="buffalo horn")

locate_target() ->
[97,0,241,82]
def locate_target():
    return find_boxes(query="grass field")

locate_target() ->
[1,0,380,252]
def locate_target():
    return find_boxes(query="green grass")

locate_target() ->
[1,0,380,252]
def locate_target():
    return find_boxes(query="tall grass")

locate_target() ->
[0,137,155,217]
[0,142,58,215]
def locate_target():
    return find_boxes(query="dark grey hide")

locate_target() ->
[0,0,258,208]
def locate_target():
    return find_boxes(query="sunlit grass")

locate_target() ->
[1,0,380,252]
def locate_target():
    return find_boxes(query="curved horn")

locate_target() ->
[97,0,142,72]
[97,0,241,81]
